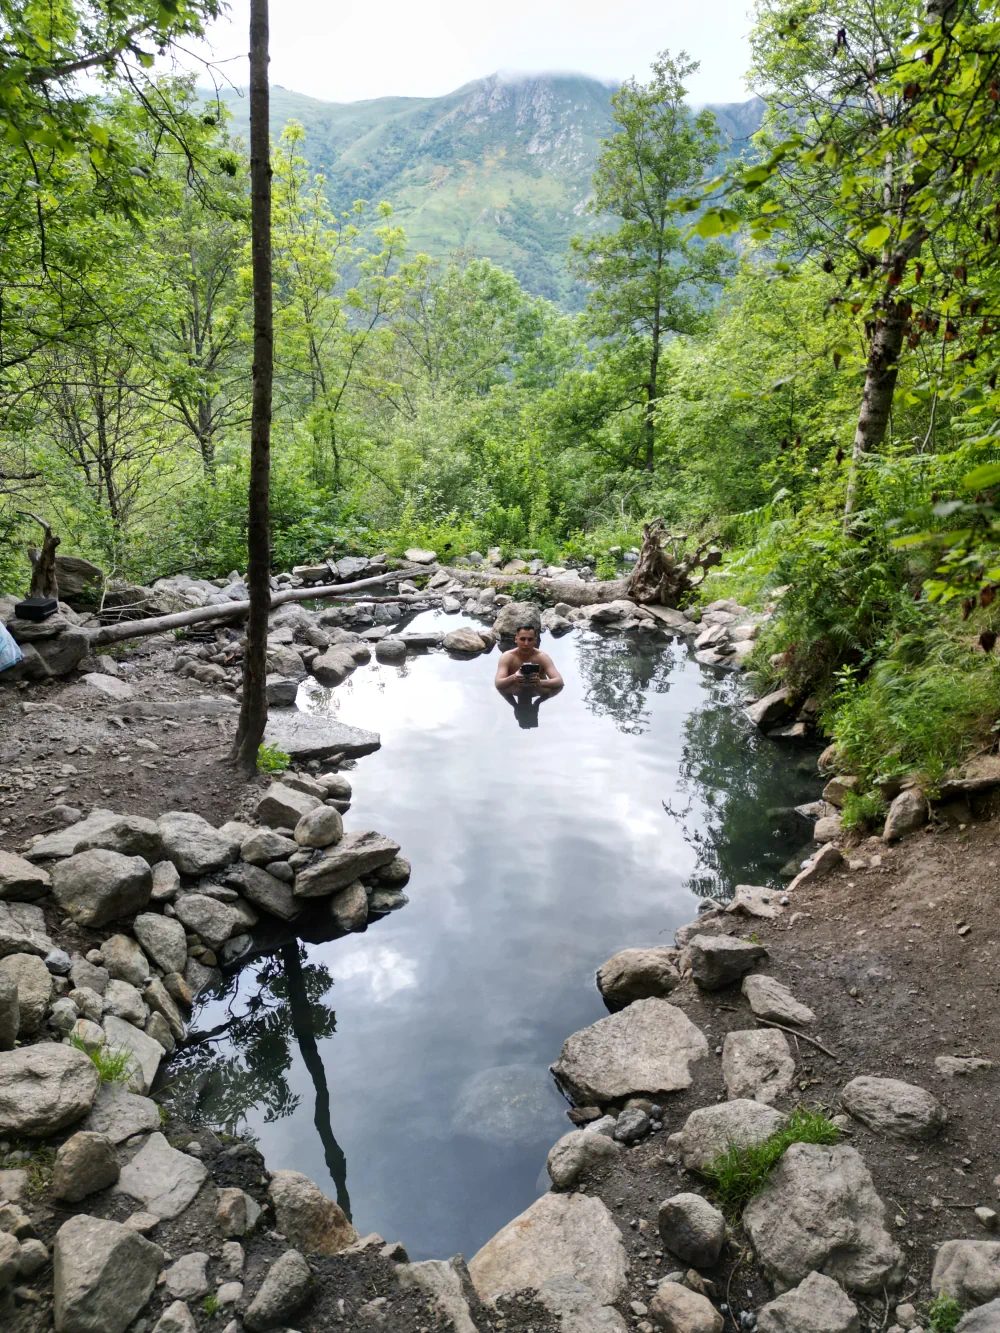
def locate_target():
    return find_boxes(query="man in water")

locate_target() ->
[495,625,564,694]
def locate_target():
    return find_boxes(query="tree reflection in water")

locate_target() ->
[575,632,679,734]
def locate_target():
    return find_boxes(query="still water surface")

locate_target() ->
[182,613,821,1259]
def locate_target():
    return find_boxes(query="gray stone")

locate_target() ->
[0,972,17,1049]
[787,843,844,892]
[443,626,487,653]
[679,1100,788,1172]
[101,1015,162,1094]
[293,830,401,898]
[267,1169,357,1255]
[75,814,162,863]
[551,998,708,1105]
[244,1249,312,1331]
[744,1143,904,1294]
[723,1029,795,1104]
[883,789,928,842]
[51,1131,120,1202]
[935,1055,994,1078]
[102,935,150,987]
[376,854,410,885]
[546,1130,621,1188]
[0,1228,20,1285]
[263,711,380,762]
[53,1213,162,1333]
[46,946,73,974]
[221,1241,245,1276]
[596,947,681,1009]
[613,1107,651,1143]
[294,805,344,848]
[144,978,186,1042]
[256,782,322,830]
[69,958,109,995]
[81,1084,160,1143]
[742,974,816,1027]
[0,850,51,902]
[469,1190,627,1306]
[103,979,146,1025]
[67,986,103,1023]
[840,1076,946,1140]
[69,1016,105,1053]
[687,934,768,990]
[0,951,52,1033]
[216,1281,243,1306]
[0,1167,28,1202]
[0,900,52,958]
[222,862,299,921]
[931,1240,1000,1306]
[18,1236,49,1277]
[266,674,299,706]
[145,1011,174,1051]
[0,1043,98,1136]
[534,1275,629,1332]
[164,1251,209,1300]
[182,956,220,1001]
[132,914,187,974]
[151,1302,198,1333]
[746,688,794,729]
[49,995,81,1033]
[648,1280,725,1333]
[172,894,242,949]
[150,860,181,903]
[157,811,239,874]
[493,601,542,636]
[329,880,368,931]
[240,830,298,866]
[115,1131,207,1219]
[757,1271,860,1333]
[657,1193,726,1268]
[26,808,122,861]
[956,1297,1000,1331]
[397,1257,478,1333]
[51,850,152,928]
[584,1115,618,1138]
[368,888,408,915]
[311,646,357,685]
[375,636,407,660]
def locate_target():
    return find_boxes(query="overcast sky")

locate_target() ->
[189,0,755,106]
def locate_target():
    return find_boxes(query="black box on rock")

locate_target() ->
[14,597,59,621]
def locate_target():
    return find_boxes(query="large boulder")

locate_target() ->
[493,602,542,637]
[839,1076,946,1140]
[596,947,681,1010]
[722,1029,795,1104]
[101,1015,162,1095]
[293,830,401,898]
[397,1257,479,1333]
[757,1270,860,1333]
[931,1240,1000,1306]
[311,646,358,686]
[742,974,816,1027]
[81,1084,160,1144]
[132,913,187,974]
[546,1130,621,1189]
[263,711,380,761]
[657,1193,726,1268]
[157,811,239,874]
[551,998,708,1105]
[687,934,767,990]
[746,688,795,730]
[743,1143,904,1294]
[172,893,243,949]
[51,1131,120,1202]
[55,554,105,606]
[53,1214,162,1333]
[115,1131,207,1220]
[0,900,53,957]
[244,1249,312,1332]
[267,1170,358,1255]
[469,1191,627,1306]
[647,1281,723,1333]
[75,814,163,863]
[0,951,53,1033]
[0,1043,98,1136]
[678,1100,787,1172]
[51,850,152,928]
[0,849,51,902]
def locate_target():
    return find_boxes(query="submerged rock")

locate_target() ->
[453,1064,565,1145]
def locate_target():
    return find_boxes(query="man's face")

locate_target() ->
[514,629,537,653]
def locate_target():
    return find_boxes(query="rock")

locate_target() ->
[551,998,708,1105]
[0,972,18,1049]
[403,547,436,564]
[0,1043,98,1136]
[182,956,219,1002]
[883,789,928,842]
[977,1208,999,1231]
[722,1029,795,1104]
[46,946,72,975]
[256,782,322,830]
[263,711,380,762]
[81,1084,160,1143]
[164,1252,209,1301]
[115,1132,207,1219]
[222,862,299,921]
[493,602,542,637]
[757,1270,860,1332]
[687,934,767,990]
[294,805,343,848]
[53,1214,162,1333]
[614,1107,651,1143]
[144,978,185,1042]
[397,1257,478,1333]
[931,1240,1000,1305]
[18,1235,49,1276]
[956,1297,1000,1331]
[69,1017,106,1052]
[150,860,181,903]
[329,880,369,931]
[145,1011,174,1051]
[0,1228,21,1284]
[241,830,298,866]
[151,1302,198,1333]
[469,1190,627,1306]
[375,637,407,661]
[376,854,411,885]
[244,1249,312,1332]
[596,948,681,1010]
[157,811,238,874]
[172,894,242,949]
[657,1193,726,1268]
[679,1100,788,1172]
[55,554,104,605]
[822,776,861,808]
[742,974,816,1027]
[368,887,408,915]
[162,970,194,1007]
[0,1167,28,1202]
[293,829,401,897]
[546,1130,621,1189]
[814,815,844,843]
[101,1015,162,1094]
[49,995,81,1034]
[443,626,487,653]
[132,914,187,974]
[311,646,358,685]
[534,1275,629,1332]
[70,958,109,995]
[102,979,147,1025]
[744,1143,904,1294]
[216,1188,255,1238]
[648,1280,723,1333]
[0,901,52,957]
[0,850,51,902]
[840,1076,946,1140]
[51,850,152,928]
[0,952,52,1033]
[102,934,150,987]
[935,1056,994,1078]
[786,843,844,892]
[265,674,299,706]
[747,688,795,729]
[51,1132,120,1202]
[268,1170,358,1255]
[75,814,162,862]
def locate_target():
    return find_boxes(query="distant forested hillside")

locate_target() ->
[211,74,764,306]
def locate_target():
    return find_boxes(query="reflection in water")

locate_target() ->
[502,688,560,730]
[187,614,823,1260]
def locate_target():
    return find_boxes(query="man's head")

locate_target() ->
[514,625,538,652]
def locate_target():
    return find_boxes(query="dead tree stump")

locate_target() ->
[627,519,722,606]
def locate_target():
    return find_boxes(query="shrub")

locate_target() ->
[701,1108,841,1219]
[839,788,888,833]
[926,1294,965,1333]
[257,744,290,774]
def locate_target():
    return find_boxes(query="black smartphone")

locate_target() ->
[520,661,540,678]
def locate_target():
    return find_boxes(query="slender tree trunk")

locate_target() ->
[842,300,906,523]
[643,247,664,473]
[232,0,273,774]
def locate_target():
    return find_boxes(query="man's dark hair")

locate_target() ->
[515,624,538,636]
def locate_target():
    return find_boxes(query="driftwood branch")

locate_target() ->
[19,511,60,599]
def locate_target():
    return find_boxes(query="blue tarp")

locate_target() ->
[0,622,24,672]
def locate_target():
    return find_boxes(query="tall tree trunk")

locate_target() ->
[842,300,906,524]
[643,251,664,474]
[232,0,273,774]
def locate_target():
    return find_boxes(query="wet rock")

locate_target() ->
[132,914,187,974]
[157,811,239,874]
[329,880,368,931]
[240,830,297,866]
[744,1143,904,1294]
[102,935,150,987]
[552,998,708,1105]
[293,829,400,898]
[956,1297,1000,1331]
[840,1076,946,1140]
[647,1279,723,1333]
[397,1257,478,1333]
[100,1015,162,1094]
[931,1240,1000,1305]
[596,947,681,1009]
[268,1169,358,1255]
[657,1193,726,1268]
[294,805,344,848]
[151,1301,198,1333]
[0,952,52,1034]
[81,1084,160,1143]
[883,789,927,842]
[687,934,767,990]
[172,894,242,950]
[742,974,815,1027]
[757,1270,860,1332]
[546,1129,621,1189]
[115,1132,207,1220]
[51,1131,120,1202]
[164,1251,209,1300]
[0,972,17,1049]
[222,862,299,921]
[51,850,152,928]
[723,1029,795,1104]
[679,1100,787,1172]
[746,688,795,730]
[244,1249,312,1331]
[0,1043,98,1136]
[53,1214,162,1333]
[469,1190,628,1305]
[443,627,487,653]
[0,850,51,903]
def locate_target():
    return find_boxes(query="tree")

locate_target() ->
[571,52,728,473]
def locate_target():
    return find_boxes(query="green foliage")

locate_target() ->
[926,1294,966,1333]
[702,1108,841,1219]
[839,788,888,833]
[70,1037,136,1086]
[202,1294,221,1318]
[257,745,290,775]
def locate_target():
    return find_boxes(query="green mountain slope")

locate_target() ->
[213,75,763,306]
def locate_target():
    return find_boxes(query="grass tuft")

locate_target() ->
[257,743,290,774]
[70,1036,135,1085]
[202,1294,220,1318]
[839,788,888,833]
[701,1107,841,1220]
[926,1294,965,1332]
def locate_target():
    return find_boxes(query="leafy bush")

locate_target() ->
[839,788,888,833]
[257,744,290,774]
[701,1108,841,1219]
[926,1294,965,1333]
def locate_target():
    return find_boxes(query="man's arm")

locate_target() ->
[535,651,564,689]
[495,651,524,690]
